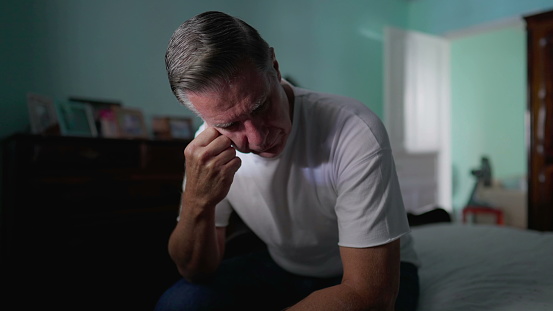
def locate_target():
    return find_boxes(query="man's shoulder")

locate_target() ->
[294,87,376,122]
[295,87,364,106]
[295,87,382,129]
[291,87,390,154]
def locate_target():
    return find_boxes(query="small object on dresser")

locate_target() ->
[113,107,149,139]
[56,100,98,137]
[68,96,123,137]
[98,108,119,138]
[26,92,60,135]
[152,116,194,140]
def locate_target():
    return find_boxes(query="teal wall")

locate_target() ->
[0,0,408,210]
[407,0,553,35]
[405,0,553,211]
[2,0,553,212]
[0,0,262,138]
[253,0,408,117]
[0,0,408,143]
[450,25,526,209]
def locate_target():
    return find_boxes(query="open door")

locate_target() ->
[384,27,451,214]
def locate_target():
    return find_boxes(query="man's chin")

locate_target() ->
[254,143,285,158]
[234,147,278,158]
[237,135,288,158]
[255,151,279,158]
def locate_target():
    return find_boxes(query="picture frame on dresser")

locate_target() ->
[152,116,194,140]
[56,100,98,137]
[169,117,195,139]
[113,107,149,139]
[26,93,59,135]
[68,96,122,137]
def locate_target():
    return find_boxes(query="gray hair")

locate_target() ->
[165,11,272,114]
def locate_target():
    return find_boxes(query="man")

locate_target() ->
[155,11,419,311]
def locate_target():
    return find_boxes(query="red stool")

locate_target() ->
[463,205,504,225]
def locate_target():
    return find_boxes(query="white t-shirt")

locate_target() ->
[194,85,419,277]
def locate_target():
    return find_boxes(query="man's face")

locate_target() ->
[188,61,293,158]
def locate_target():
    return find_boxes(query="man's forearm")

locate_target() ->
[287,283,395,311]
[168,201,224,282]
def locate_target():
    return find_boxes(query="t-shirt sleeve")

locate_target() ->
[214,199,233,227]
[333,115,409,248]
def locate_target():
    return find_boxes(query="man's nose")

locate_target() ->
[243,119,268,148]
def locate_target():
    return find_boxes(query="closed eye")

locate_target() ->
[216,122,238,130]
[252,101,269,115]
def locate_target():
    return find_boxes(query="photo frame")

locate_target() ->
[169,117,194,139]
[113,107,149,139]
[97,108,119,138]
[27,93,59,134]
[56,101,98,137]
[152,116,194,140]
[68,96,122,137]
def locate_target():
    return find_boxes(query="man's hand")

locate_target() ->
[182,127,242,208]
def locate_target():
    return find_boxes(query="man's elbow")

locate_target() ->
[371,294,397,311]
[345,283,398,311]
[176,264,217,284]
[360,294,397,311]
[168,247,220,283]
[368,286,399,311]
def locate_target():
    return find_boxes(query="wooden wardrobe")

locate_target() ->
[525,10,553,231]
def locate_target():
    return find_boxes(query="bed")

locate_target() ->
[226,209,553,310]
[411,220,553,311]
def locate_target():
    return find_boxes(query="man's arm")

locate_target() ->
[288,239,401,311]
[167,127,241,283]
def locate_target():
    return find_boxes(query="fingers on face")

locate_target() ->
[206,141,241,176]
[194,127,222,146]
[225,154,242,175]
[186,126,240,171]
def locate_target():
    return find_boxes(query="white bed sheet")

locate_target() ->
[411,223,553,311]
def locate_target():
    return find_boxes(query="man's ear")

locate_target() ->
[270,47,282,81]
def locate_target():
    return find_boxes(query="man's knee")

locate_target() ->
[154,279,223,311]
[395,262,420,311]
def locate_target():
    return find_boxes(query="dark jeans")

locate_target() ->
[155,250,419,311]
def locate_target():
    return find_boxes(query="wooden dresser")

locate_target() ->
[1,134,189,310]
